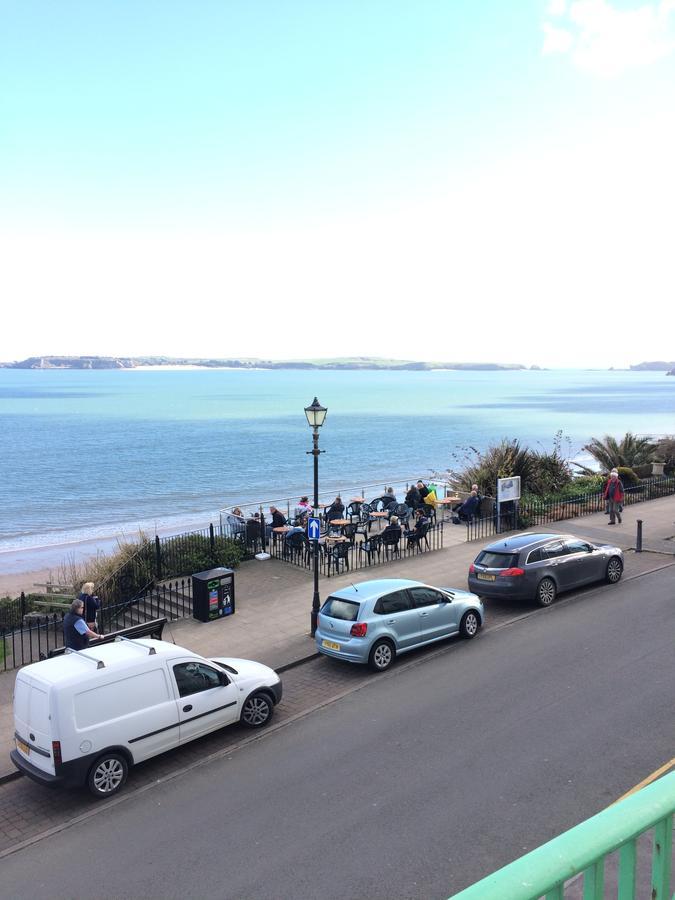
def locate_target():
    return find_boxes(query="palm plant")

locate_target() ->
[582,433,656,470]
[450,439,534,496]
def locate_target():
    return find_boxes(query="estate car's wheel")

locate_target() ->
[240,692,274,728]
[368,639,396,672]
[87,753,129,799]
[459,610,480,639]
[606,556,624,584]
[536,577,557,607]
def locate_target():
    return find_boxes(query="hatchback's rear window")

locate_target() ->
[321,597,360,621]
[476,551,519,569]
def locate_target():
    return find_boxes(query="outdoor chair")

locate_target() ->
[422,503,437,524]
[406,521,431,553]
[245,521,262,554]
[357,502,375,535]
[381,529,401,559]
[327,540,351,575]
[357,532,382,563]
[342,523,358,546]
[345,502,361,524]
[285,531,310,564]
[392,503,411,527]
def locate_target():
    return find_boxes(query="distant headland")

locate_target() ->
[0,355,530,372]
[630,361,675,374]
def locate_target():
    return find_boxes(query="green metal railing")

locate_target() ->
[450,772,674,900]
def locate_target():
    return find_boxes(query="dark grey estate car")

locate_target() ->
[468,532,624,606]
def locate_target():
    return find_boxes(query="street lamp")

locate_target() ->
[305,397,327,636]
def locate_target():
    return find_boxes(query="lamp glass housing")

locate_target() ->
[304,397,327,429]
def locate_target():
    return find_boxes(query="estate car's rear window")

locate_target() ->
[476,551,520,569]
[321,597,360,621]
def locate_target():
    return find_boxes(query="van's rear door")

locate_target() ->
[13,674,55,775]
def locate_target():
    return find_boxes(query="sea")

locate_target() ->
[0,367,673,571]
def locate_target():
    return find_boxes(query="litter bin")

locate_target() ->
[192,567,235,623]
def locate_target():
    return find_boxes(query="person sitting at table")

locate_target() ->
[405,508,430,546]
[269,506,287,528]
[325,496,345,521]
[225,507,246,537]
[373,487,397,512]
[405,484,421,510]
[453,490,481,524]
[294,496,313,520]
[453,484,481,512]
[381,515,402,540]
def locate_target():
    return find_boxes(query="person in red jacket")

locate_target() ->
[604,470,624,524]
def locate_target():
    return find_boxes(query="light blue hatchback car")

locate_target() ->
[315,578,484,672]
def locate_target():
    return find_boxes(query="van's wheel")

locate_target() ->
[460,611,480,639]
[606,556,623,583]
[368,639,395,672]
[536,577,557,607]
[240,692,274,728]
[87,753,128,799]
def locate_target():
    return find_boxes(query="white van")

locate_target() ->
[11,637,282,798]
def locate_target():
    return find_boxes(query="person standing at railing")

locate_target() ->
[63,599,104,650]
[79,581,100,633]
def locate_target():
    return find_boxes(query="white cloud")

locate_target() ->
[542,23,575,54]
[542,0,675,75]
[547,0,568,16]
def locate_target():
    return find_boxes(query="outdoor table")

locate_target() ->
[436,496,461,520]
[370,511,389,529]
[272,526,293,532]
[349,497,365,503]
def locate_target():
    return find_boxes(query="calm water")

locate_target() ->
[0,367,673,557]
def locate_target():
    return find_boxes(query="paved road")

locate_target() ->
[1,564,673,898]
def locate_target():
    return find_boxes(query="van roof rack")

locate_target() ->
[64,648,106,669]
[115,635,157,655]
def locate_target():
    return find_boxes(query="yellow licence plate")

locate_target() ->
[322,639,341,651]
[16,738,29,755]
[477,573,496,581]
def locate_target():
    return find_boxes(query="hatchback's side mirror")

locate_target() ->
[218,671,229,686]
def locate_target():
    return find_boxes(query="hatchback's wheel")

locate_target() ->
[241,692,274,728]
[368,639,395,672]
[606,556,624,584]
[536,577,557,607]
[87,753,128,799]
[459,611,480,639]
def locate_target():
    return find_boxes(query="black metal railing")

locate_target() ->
[98,577,193,633]
[1,612,65,672]
[466,475,675,542]
[270,522,445,576]
[0,579,193,672]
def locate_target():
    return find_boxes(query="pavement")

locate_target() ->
[1,494,674,786]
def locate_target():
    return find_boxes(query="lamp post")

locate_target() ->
[305,397,327,636]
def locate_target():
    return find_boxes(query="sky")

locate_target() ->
[1,0,674,369]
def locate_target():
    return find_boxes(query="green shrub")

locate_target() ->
[616,466,639,486]
[160,535,243,579]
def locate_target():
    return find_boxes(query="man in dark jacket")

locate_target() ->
[405,484,421,509]
[455,490,481,523]
[63,599,103,650]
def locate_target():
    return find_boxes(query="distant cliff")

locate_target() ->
[630,361,675,371]
[0,355,527,372]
